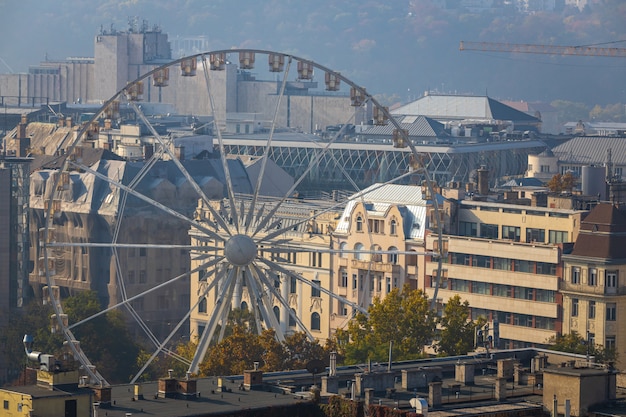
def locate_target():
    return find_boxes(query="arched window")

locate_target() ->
[198,297,207,313]
[289,308,297,327]
[339,242,348,258]
[371,244,382,262]
[273,306,280,322]
[356,215,363,232]
[240,301,248,311]
[354,243,365,260]
[311,312,321,331]
[388,246,399,264]
[390,219,398,235]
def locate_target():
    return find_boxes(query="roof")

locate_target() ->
[570,203,626,260]
[359,115,446,138]
[335,183,428,240]
[552,136,626,165]
[391,94,540,123]
[2,384,92,399]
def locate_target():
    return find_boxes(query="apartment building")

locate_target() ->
[561,203,626,368]
[330,183,428,332]
[425,198,585,349]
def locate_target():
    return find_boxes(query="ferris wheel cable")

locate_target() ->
[200,54,241,234]
[255,169,416,245]
[244,56,293,234]
[68,256,224,330]
[250,263,314,341]
[260,246,436,257]
[238,266,265,339]
[259,257,368,316]
[130,275,212,384]
[218,265,245,342]
[128,101,234,235]
[47,242,224,251]
[189,266,237,374]
[250,115,358,239]
[67,159,227,243]
[246,265,287,341]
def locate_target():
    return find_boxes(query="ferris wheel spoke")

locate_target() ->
[244,57,293,233]
[251,118,356,238]
[200,54,241,233]
[128,101,234,236]
[259,258,367,315]
[189,266,237,374]
[47,242,222,251]
[250,263,314,340]
[68,256,224,331]
[67,159,226,242]
[256,169,416,245]
[247,265,285,342]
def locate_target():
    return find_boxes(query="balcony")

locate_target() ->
[560,281,626,296]
[351,259,400,273]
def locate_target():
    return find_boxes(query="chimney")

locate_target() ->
[103,118,112,130]
[477,166,489,195]
[65,117,72,128]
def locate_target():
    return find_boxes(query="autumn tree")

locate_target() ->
[340,285,436,364]
[436,295,484,356]
[283,331,326,370]
[547,172,576,193]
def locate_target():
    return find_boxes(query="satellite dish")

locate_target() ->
[306,359,326,375]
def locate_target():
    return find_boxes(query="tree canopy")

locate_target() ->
[547,331,617,365]
[436,294,484,356]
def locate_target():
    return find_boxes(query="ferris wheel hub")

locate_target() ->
[224,234,257,266]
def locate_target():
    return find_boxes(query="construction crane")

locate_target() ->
[459,41,626,57]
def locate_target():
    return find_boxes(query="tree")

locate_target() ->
[282,332,326,370]
[547,331,617,365]
[436,295,484,356]
[547,172,576,193]
[340,285,436,364]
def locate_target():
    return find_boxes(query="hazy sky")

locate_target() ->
[1,0,625,105]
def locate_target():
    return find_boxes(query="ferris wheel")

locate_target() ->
[40,49,444,385]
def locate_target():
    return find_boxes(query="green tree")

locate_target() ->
[436,295,484,356]
[547,331,617,365]
[283,332,326,370]
[341,285,436,364]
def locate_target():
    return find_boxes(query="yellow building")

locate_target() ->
[0,369,92,417]
[189,195,341,344]
[425,198,585,349]
[561,203,626,369]
[330,183,428,332]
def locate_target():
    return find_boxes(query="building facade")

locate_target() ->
[561,203,626,369]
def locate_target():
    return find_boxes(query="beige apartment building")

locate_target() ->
[330,183,428,332]
[425,198,585,349]
[561,203,626,369]
[189,196,341,343]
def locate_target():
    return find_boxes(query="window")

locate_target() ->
[571,267,581,284]
[356,215,363,232]
[139,270,147,284]
[606,270,618,293]
[390,219,397,235]
[289,309,296,327]
[3,400,8,410]
[549,230,568,244]
[588,268,598,286]
[127,270,135,284]
[589,301,596,319]
[480,223,498,239]
[369,219,383,234]
[502,225,521,241]
[541,165,550,173]
[354,243,365,260]
[198,297,207,313]
[386,277,391,293]
[606,336,616,350]
[387,247,398,264]
[338,301,348,316]
[311,312,321,331]
[240,301,248,310]
[606,303,617,321]
[340,270,348,288]
[459,221,477,237]
[352,274,357,290]
[339,242,347,258]
[527,163,533,172]
[526,228,545,243]
[571,298,579,317]
[471,282,490,295]
[140,247,147,256]
[273,306,280,322]
[311,280,321,298]
[290,276,297,293]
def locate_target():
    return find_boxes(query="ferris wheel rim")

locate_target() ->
[41,48,444,384]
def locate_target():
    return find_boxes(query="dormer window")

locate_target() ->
[356,215,363,232]
[390,219,397,235]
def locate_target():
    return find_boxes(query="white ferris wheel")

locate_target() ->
[40,49,443,385]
